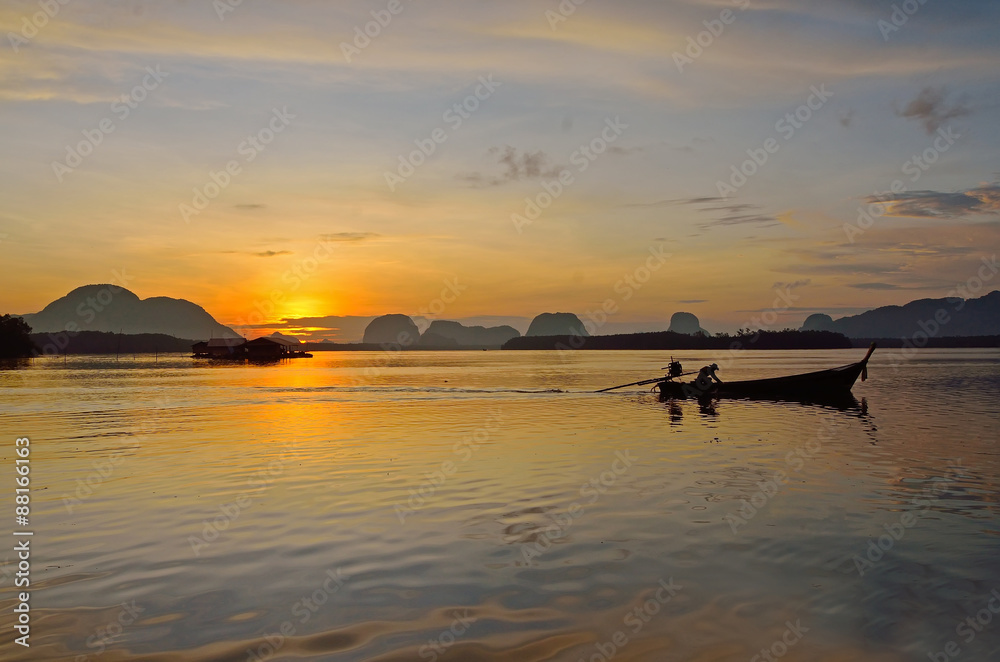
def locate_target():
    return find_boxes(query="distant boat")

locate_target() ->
[657,343,876,399]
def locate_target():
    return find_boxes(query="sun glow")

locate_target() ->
[281,299,326,320]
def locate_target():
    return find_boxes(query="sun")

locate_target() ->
[281,300,318,320]
[280,297,338,320]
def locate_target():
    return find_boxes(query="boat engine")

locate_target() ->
[667,359,683,379]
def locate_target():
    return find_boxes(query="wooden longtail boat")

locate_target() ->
[656,343,877,399]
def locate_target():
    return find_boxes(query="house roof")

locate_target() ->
[247,335,301,346]
[207,337,246,347]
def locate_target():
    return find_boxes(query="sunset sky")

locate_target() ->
[2,0,999,339]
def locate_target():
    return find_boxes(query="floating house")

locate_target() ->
[246,336,305,359]
[192,335,312,360]
[192,337,248,358]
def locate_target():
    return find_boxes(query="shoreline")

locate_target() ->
[17,335,1000,357]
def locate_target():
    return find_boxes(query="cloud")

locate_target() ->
[700,213,780,229]
[865,182,1000,218]
[623,196,732,209]
[619,199,676,209]
[460,146,564,187]
[241,315,377,342]
[617,196,779,228]
[673,136,715,153]
[274,315,374,328]
[319,232,380,242]
[650,196,781,230]
[677,196,723,205]
[678,299,707,304]
[707,203,761,214]
[699,204,779,229]
[772,279,812,290]
[772,222,998,292]
[219,249,293,257]
[895,86,971,134]
[235,204,266,210]
[778,254,906,277]
[607,145,642,156]
[849,282,906,290]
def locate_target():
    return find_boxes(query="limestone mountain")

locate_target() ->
[363,314,420,346]
[800,290,1000,337]
[801,313,835,331]
[420,320,520,348]
[667,312,709,336]
[525,312,589,337]
[20,285,239,340]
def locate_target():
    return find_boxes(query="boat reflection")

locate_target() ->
[660,391,869,417]
[666,399,684,424]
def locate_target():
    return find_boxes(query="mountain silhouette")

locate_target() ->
[801,313,835,331]
[504,329,851,351]
[525,312,589,337]
[363,314,419,346]
[421,320,520,348]
[20,285,239,340]
[667,312,709,336]
[800,290,1000,337]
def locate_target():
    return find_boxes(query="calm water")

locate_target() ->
[1,349,998,661]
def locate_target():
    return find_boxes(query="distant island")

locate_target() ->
[359,314,522,350]
[524,312,589,338]
[4,285,1000,356]
[504,329,854,351]
[421,320,520,348]
[667,312,709,336]
[20,284,239,341]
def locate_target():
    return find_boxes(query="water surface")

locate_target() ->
[1,349,998,661]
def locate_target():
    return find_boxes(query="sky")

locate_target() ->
[1,0,999,341]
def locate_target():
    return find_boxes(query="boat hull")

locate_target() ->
[657,359,867,400]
